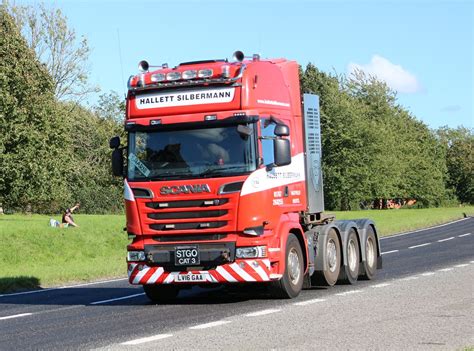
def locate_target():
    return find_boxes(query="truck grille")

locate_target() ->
[142,196,234,234]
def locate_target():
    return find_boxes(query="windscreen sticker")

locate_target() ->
[129,153,150,177]
[135,87,235,109]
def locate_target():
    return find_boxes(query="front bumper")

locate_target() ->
[128,259,274,285]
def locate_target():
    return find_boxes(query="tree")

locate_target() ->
[437,126,474,204]
[0,7,72,212]
[94,91,126,123]
[5,1,98,102]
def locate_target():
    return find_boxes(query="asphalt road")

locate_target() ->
[1,217,473,350]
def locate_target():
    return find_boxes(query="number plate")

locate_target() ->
[175,246,200,266]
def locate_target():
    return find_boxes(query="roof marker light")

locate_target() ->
[205,114,217,121]
[222,65,230,78]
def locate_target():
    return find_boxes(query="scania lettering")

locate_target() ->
[110,51,382,302]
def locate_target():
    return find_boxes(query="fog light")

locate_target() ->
[127,251,146,262]
[236,246,267,258]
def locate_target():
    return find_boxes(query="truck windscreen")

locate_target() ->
[127,124,257,180]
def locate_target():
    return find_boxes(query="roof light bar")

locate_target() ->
[198,69,213,78]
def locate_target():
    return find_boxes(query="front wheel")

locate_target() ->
[270,233,304,299]
[143,285,180,303]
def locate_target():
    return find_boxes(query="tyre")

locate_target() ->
[338,229,360,284]
[270,233,304,298]
[311,228,341,286]
[361,226,377,280]
[143,285,180,302]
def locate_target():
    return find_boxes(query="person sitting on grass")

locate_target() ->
[62,203,80,227]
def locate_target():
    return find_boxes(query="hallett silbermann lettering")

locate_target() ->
[160,184,211,195]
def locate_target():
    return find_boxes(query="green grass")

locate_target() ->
[0,206,472,293]
[333,206,473,237]
[0,214,127,293]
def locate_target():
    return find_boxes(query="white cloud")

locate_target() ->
[348,55,421,93]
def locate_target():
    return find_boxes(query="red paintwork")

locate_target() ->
[124,57,310,284]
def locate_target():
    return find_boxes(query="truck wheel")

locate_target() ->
[143,285,180,303]
[338,229,360,284]
[270,233,304,299]
[361,226,377,280]
[311,228,341,286]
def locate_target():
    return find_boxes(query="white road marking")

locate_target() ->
[437,268,454,272]
[121,334,173,345]
[245,309,281,317]
[380,217,470,239]
[471,261,474,264]
[372,283,391,288]
[437,237,454,242]
[189,320,231,330]
[458,233,471,237]
[336,290,363,296]
[400,276,419,281]
[293,298,326,306]
[420,272,435,276]
[0,278,128,298]
[90,293,145,305]
[409,243,431,249]
[0,313,33,321]
[381,250,399,255]
[454,264,469,268]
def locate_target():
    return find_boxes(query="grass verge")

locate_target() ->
[0,214,127,293]
[0,206,472,293]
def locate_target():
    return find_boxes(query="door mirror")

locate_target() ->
[274,124,289,137]
[273,138,291,166]
[112,148,124,177]
[110,136,121,149]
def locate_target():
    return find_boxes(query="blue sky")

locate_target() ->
[31,0,473,129]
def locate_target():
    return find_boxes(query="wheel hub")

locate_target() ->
[288,248,301,285]
[348,239,357,272]
[327,239,337,272]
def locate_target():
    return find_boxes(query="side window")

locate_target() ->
[260,120,275,166]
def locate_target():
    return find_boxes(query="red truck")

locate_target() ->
[110,51,382,301]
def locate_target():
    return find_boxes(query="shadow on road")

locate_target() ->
[0,276,41,294]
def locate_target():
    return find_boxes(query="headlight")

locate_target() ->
[236,246,267,258]
[127,251,146,261]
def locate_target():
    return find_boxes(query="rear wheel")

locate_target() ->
[338,229,360,284]
[361,226,377,280]
[270,233,304,298]
[143,285,180,303]
[311,229,341,286]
